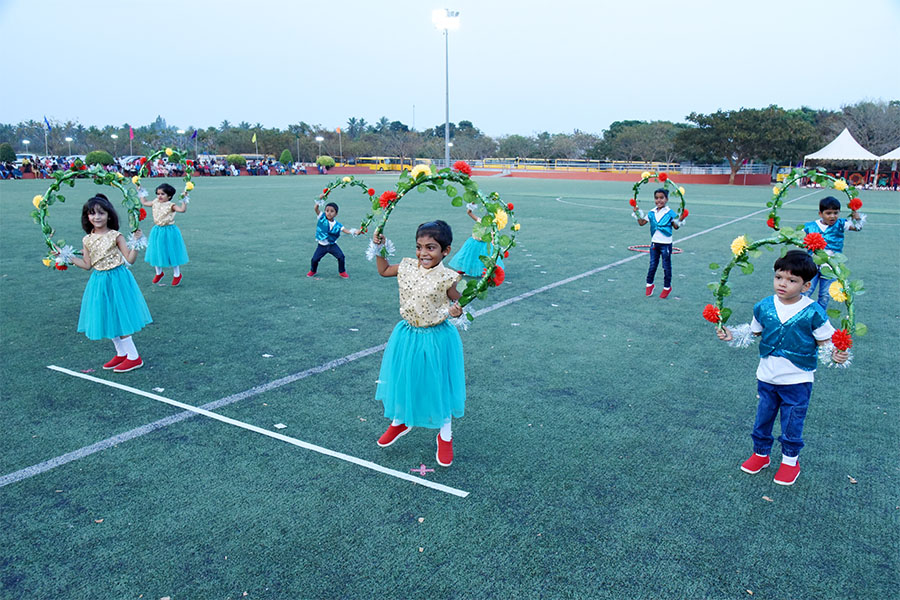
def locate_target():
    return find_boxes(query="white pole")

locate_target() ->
[443,28,450,168]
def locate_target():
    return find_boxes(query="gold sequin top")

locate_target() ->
[83,230,124,271]
[151,200,176,226]
[397,258,460,327]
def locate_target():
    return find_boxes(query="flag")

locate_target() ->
[129,126,134,140]
[336,127,341,134]
[191,129,197,139]
[44,116,52,132]
[251,133,257,144]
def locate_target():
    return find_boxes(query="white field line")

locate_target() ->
[0,191,814,490]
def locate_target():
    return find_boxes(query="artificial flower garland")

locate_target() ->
[703,226,865,367]
[31,163,145,269]
[627,171,688,224]
[359,161,519,321]
[317,176,376,225]
[132,147,195,201]
[767,167,865,230]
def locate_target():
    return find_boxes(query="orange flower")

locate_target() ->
[803,232,827,252]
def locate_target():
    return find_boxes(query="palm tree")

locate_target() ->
[219,120,231,131]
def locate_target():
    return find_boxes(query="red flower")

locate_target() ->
[139,208,147,221]
[681,209,689,219]
[55,264,68,271]
[483,266,505,286]
[367,188,375,196]
[628,198,637,208]
[379,190,398,209]
[503,251,509,258]
[186,159,194,166]
[80,165,87,170]
[658,172,668,182]
[507,203,514,210]
[803,232,827,252]
[702,304,721,323]
[767,217,776,229]
[848,198,862,211]
[322,188,329,195]
[453,161,472,176]
[139,157,147,165]
[832,329,853,351]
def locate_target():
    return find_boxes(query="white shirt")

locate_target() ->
[650,206,674,244]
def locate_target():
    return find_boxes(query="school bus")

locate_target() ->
[356,157,414,171]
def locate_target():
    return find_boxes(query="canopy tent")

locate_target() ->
[804,128,879,162]
[879,145,900,161]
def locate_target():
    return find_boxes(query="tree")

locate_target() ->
[85,150,114,166]
[0,142,15,162]
[279,149,294,164]
[837,100,900,155]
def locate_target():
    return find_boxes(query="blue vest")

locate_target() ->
[649,208,677,238]
[315,213,342,244]
[754,296,827,371]
[803,219,846,253]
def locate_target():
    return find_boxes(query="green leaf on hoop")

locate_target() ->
[826,308,841,320]
[740,262,754,275]
[450,197,463,207]
[719,284,732,297]
[709,263,720,271]
[819,264,836,278]
[446,186,457,197]
[499,234,512,246]
[707,282,719,292]
[848,280,865,292]
[720,307,733,324]
[854,323,867,336]
[417,185,427,194]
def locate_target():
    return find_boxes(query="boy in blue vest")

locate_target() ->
[803,196,862,309]
[716,250,848,485]
[308,200,356,278]
[637,188,683,298]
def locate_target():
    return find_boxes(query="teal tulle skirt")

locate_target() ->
[376,320,466,428]
[145,224,189,267]
[448,237,504,277]
[77,264,153,340]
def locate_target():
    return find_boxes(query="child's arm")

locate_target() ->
[69,242,92,271]
[373,233,399,277]
[172,201,187,213]
[314,198,322,216]
[447,282,462,317]
[465,207,479,222]
[137,185,153,207]
[116,230,142,264]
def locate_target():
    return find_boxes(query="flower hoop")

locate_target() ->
[360,161,520,319]
[627,171,688,223]
[132,147,195,200]
[767,167,863,230]
[31,164,145,270]
[319,175,376,209]
[704,226,866,366]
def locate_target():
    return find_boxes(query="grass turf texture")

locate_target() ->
[1,175,898,599]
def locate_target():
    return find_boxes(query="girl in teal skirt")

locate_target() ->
[372,220,465,467]
[140,182,189,286]
[71,194,152,373]
[448,204,504,276]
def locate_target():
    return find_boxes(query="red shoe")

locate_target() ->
[152,272,164,284]
[113,356,143,373]
[660,287,671,299]
[436,434,453,467]
[171,275,182,286]
[306,271,316,277]
[339,272,349,279]
[377,424,410,447]
[774,462,801,486]
[103,355,127,370]
[740,453,771,474]
[645,284,654,297]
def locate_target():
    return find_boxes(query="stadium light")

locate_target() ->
[432,8,460,168]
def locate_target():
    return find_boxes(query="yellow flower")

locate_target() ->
[116,173,124,179]
[641,171,651,180]
[772,185,781,196]
[493,209,508,230]
[165,148,173,157]
[678,187,685,197]
[32,195,43,208]
[185,181,194,191]
[342,176,351,183]
[42,258,52,267]
[833,179,848,191]
[730,235,748,256]
[410,164,431,179]
[829,280,848,302]
[512,223,521,231]
[132,176,140,184]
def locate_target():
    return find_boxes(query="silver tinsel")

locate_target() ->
[631,209,646,220]
[137,187,148,199]
[818,341,853,369]
[726,323,758,349]
[465,202,478,213]
[55,244,76,265]
[673,218,683,227]
[350,228,360,237]
[851,212,867,230]
[126,232,148,251]
[315,199,325,210]
[180,193,190,204]
[366,238,396,261]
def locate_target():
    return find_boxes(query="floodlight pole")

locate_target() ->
[433,9,459,169]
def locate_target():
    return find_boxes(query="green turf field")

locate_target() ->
[1,174,898,599]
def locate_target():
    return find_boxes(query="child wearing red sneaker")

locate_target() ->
[372,220,465,467]
[307,199,357,278]
[68,194,153,372]
[140,183,189,286]
[716,251,848,485]
[636,188,683,298]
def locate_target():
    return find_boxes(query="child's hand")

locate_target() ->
[133,229,143,239]
[716,326,732,341]
[832,349,850,364]
[373,232,385,245]
[449,302,462,318]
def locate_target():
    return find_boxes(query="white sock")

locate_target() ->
[112,337,126,356]
[646,283,653,288]
[391,418,403,427]
[119,336,139,360]
[173,265,181,277]
[155,266,163,275]
[439,421,452,442]
[781,455,798,466]
[755,452,769,458]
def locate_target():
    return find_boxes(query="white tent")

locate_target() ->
[804,128,879,162]
[880,145,900,161]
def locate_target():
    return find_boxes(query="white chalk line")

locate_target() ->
[1,191,814,491]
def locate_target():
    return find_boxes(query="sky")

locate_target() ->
[2,0,898,137]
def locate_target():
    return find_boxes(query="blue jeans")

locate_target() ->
[310,243,346,274]
[805,272,832,310]
[752,380,813,457]
[646,242,672,288]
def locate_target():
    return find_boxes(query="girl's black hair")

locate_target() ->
[654,188,669,198]
[325,202,339,214]
[774,250,818,282]
[156,183,177,199]
[81,194,120,234]
[416,220,453,250]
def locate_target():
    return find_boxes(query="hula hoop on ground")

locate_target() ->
[360,162,520,318]
[627,244,683,254]
[31,164,146,270]
[767,167,862,230]
[627,171,688,222]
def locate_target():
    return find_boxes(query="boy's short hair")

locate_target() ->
[819,196,841,212]
[416,220,453,250]
[654,188,669,198]
[774,250,818,282]
[156,183,177,199]
[325,202,339,214]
